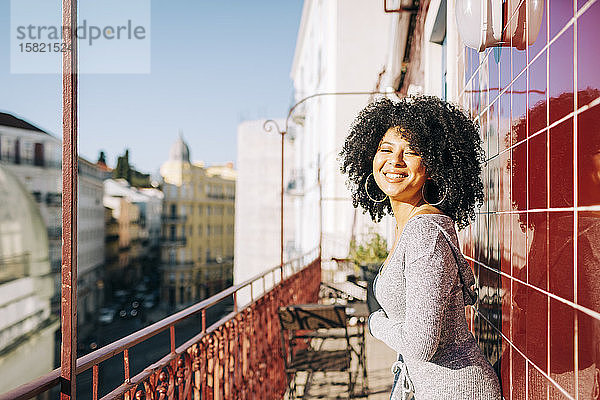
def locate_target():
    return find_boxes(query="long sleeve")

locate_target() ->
[369,229,457,361]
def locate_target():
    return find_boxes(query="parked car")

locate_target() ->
[98,307,116,324]
[114,289,128,300]
[119,304,139,319]
[78,335,98,353]
[143,298,156,309]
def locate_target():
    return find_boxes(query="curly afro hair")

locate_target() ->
[338,95,485,230]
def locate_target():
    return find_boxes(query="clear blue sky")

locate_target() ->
[0,0,303,173]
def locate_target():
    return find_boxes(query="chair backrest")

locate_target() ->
[278,304,347,331]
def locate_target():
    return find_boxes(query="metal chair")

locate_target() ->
[278,303,361,399]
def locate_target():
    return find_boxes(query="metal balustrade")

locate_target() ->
[161,215,188,224]
[1,248,321,400]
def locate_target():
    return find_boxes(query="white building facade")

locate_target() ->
[233,119,296,305]
[0,112,105,333]
[290,0,396,269]
[0,165,58,393]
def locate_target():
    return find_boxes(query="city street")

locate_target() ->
[49,299,233,397]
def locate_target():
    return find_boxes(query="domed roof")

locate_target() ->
[0,165,49,275]
[169,133,191,163]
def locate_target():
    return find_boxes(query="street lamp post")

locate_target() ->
[263,119,285,278]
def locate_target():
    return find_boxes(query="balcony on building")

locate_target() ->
[46,226,62,239]
[0,253,30,283]
[161,214,188,224]
[160,235,187,247]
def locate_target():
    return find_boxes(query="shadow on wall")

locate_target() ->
[504,89,600,399]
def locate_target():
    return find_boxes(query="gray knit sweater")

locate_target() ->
[369,214,501,399]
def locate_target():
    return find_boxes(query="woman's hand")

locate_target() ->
[368,308,387,336]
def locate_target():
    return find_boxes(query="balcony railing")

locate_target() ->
[0,253,30,283]
[160,236,187,247]
[45,192,62,206]
[161,260,195,270]
[206,193,234,200]
[47,226,62,239]
[2,248,320,400]
[161,215,188,224]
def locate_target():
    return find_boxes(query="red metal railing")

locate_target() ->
[1,249,321,400]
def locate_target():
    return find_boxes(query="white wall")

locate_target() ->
[1,124,106,329]
[233,119,295,306]
[0,165,58,393]
[290,0,395,269]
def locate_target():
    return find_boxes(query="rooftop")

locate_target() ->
[0,112,48,134]
[168,133,191,163]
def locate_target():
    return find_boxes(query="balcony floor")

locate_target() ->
[284,324,397,399]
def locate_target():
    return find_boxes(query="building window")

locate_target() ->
[14,139,20,164]
[22,141,34,165]
[442,34,447,100]
[32,191,42,202]
[1,136,13,162]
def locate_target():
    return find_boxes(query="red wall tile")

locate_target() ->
[576,104,600,207]
[528,132,548,210]
[577,3,600,106]
[457,2,600,398]
[549,0,574,38]
[548,27,574,121]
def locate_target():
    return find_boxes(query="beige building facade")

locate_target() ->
[160,135,235,310]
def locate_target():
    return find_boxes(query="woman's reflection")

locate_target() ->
[506,89,600,399]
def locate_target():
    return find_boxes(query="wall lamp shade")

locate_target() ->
[506,0,545,50]
[456,0,544,51]
[455,0,501,51]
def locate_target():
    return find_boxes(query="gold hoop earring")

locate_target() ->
[421,178,447,206]
[364,172,387,203]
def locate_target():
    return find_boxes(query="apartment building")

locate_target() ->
[0,112,105,333]
[159,135,235,310]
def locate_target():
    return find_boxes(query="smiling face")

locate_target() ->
[372,126,428,203]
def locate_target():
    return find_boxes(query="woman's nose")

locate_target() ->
[386,155,405,167]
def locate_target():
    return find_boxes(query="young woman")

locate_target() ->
[339,96,501,399]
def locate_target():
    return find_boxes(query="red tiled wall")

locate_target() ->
[457,1,600,399]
